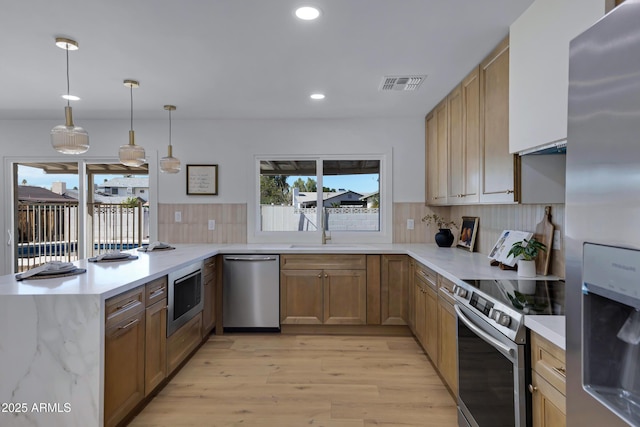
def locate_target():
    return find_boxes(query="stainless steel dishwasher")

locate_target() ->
[222,254,280,332]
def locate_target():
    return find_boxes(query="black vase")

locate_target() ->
[435,228,454,247]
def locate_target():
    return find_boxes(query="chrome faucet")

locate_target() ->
[321,208,331,244]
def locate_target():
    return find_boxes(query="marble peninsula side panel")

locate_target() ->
[0,295,102,427]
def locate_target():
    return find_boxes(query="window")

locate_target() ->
[256,157,385,241]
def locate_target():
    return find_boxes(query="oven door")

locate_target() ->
[455,304,529,427]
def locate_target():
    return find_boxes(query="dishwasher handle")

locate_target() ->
[225,256,278,262]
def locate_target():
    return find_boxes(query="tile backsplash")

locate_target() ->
[394,202,566,278]
[159,201,565,277]
[158,203,247,244]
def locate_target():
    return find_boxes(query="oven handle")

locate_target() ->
[455,304,515,360]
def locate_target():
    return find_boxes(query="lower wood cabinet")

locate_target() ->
[202,256,217,338]
[280,255,367,325]
[530,331,566,427]
[104,292,145,427]
[167,312,203,374]
[437,277,458,396]
[380,255,409,325]
[413,263,439,362]
[144,299,167,396]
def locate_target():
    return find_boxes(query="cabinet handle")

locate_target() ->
[118,318,139,330]
[552,366,566,377]
[504,189,514,194]
[149,288,165,297]
[116,299,139,312]
[318,274,322,278]
[324,274,328,278]
[528,384,537,393]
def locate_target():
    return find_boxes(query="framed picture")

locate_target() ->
[457,216,479,252]
[186,164,218,195]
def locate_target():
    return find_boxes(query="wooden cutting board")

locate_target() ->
[534,206,554,276]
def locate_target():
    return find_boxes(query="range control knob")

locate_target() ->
[490,309,503,322]
[453,285,468,299]
[496,313,511,327]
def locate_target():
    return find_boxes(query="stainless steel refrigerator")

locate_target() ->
[566,1,640,426]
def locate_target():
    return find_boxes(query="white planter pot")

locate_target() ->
[517,260,536,278]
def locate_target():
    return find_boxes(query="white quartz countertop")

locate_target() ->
[525,315,566,350]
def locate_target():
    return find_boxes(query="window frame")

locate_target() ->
[249,152,392,244]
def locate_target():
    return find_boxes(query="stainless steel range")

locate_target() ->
[453,279,565,427]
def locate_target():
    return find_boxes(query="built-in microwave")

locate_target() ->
[167,261,203,337]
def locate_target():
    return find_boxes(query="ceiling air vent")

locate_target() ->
[379,75,426,91]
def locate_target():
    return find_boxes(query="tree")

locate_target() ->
[21,179,27,185]
[260,175,291,205]
[322,186,336,192]
[292,178,307,192]
[121,197,140,208]
[305,178,317,192]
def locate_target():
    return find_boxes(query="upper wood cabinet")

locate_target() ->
[426,36,517,206]
[509,0,608,153]
[480,36,519,203]
[449,66,481,204]
[426,99,448,205]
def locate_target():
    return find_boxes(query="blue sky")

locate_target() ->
[287,174,379,194]
[17,165,132,190]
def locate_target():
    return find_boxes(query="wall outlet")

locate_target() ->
[208,219,216,231]
[553,230,561,250]
[174,211,182,223]
[407,219,414,230]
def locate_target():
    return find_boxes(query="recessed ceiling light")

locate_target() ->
[295,6,321,20]
[310,93,325,100]
[62,94,80,101]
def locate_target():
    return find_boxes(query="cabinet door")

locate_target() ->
[531,371,566,427]
[435,99,449,203]
[407,260,416,333]
[145,299,167,396]
[202,257,216,337]
[280,269,324,324]
[324,269,367,325]
[380,255,409,325]
[462,66,481,203]
[425,112,439,205]
[480,36,518,203]
[413,282,425,345]
[448,84,464,203]
[104,310,145,427]
[424,284,439,362]
[437,297,458,396]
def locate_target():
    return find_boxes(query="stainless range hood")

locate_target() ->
[519,139,567,155]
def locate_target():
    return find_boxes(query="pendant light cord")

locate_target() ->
[168,109,172,147]
[130,84,134,131]
[65,45,70,107]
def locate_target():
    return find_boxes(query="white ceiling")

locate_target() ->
[1,0,533,121]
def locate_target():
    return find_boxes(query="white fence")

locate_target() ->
[260,206,379,231]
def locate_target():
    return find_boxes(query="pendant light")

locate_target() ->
[50,37,89,154]
[118,80,146,167]
[159,105,181,173]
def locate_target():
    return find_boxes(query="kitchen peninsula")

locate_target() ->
[0,243,564,427]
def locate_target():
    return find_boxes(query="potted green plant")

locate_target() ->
[421,214,458,247]
[507,237,547,277]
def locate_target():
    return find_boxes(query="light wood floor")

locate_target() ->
[130,334,458,427]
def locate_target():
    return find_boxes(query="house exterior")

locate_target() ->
[294,190,364,208]
[97,177,150,202]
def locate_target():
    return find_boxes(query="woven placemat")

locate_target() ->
[137,246,175,252]
[88,255,139,262]
[16,268,87,281]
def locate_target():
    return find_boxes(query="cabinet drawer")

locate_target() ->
[145,276,167,307]
[415,263,437,288]
[280,254,366,270]
[167,312,202,374]
[106,286,145,329]
[531,331,566,395]
[437,276,456,306]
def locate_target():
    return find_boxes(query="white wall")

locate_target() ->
[0,117,424,272]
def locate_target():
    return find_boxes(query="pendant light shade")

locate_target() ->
[119,80,146,167]
[51,38,89,154]
[159,105,181,174]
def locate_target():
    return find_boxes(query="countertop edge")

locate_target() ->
[525,315,566,350]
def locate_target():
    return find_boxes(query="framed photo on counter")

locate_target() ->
[457,216,479,252]
[187,164,218,195]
